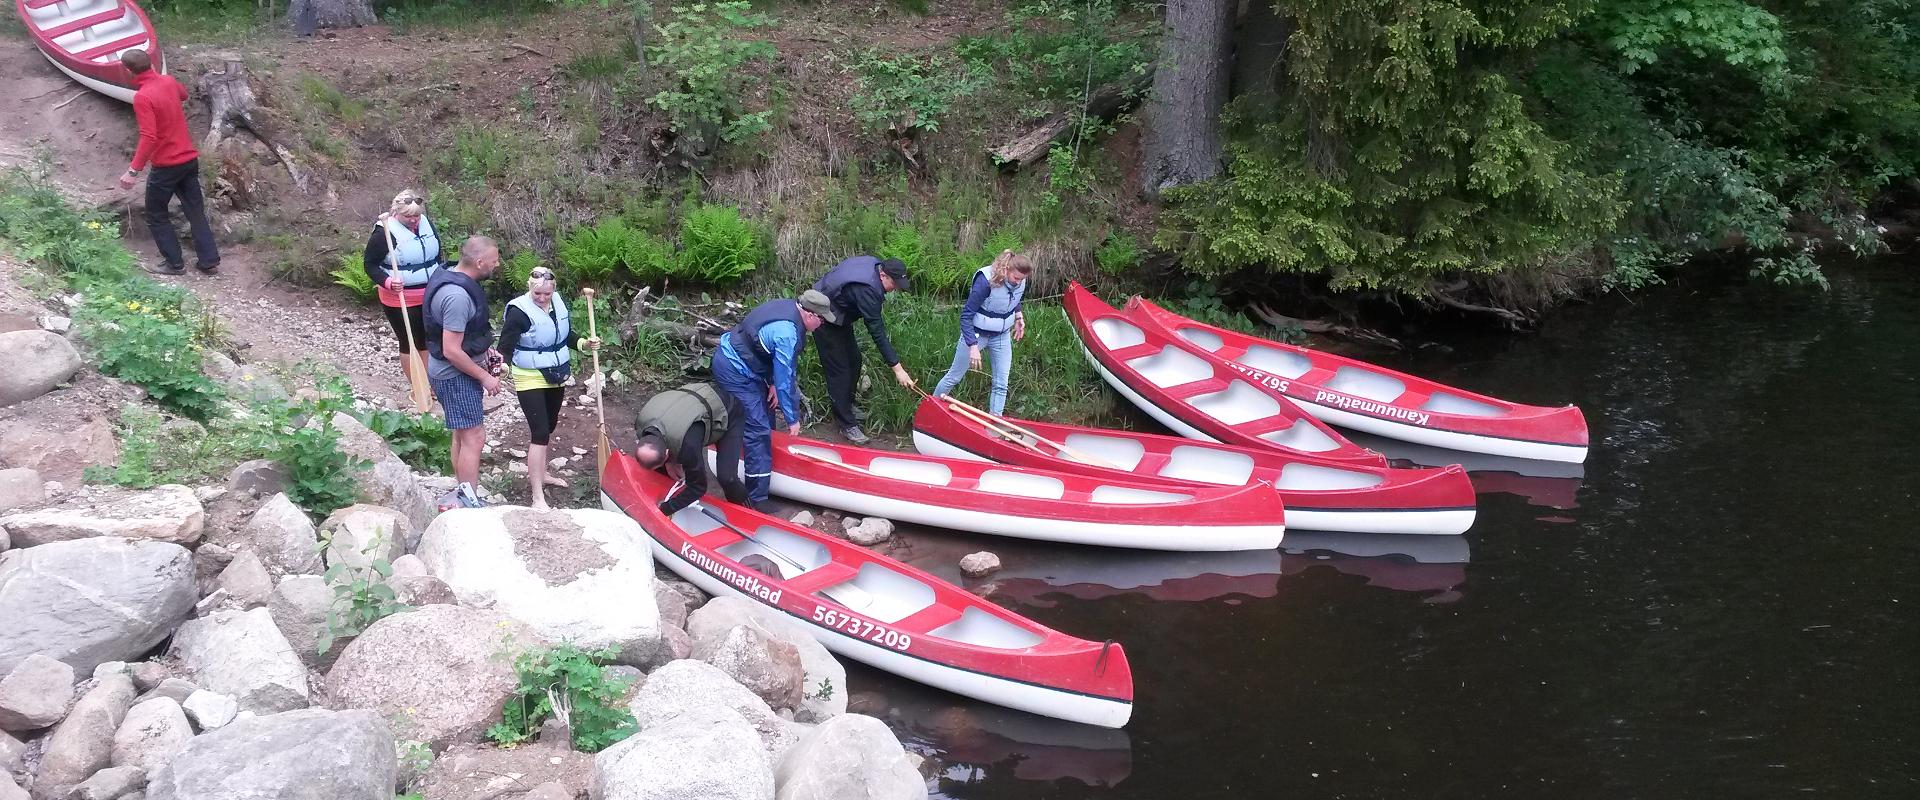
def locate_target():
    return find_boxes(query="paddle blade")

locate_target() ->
[597,427,611,474]
[405,356,434,413]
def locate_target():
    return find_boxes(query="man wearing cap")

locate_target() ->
[811,255,915,444]
[637,291,836,513]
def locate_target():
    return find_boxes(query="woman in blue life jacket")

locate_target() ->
[362,190,444,388]
[495,266,599,509]
[933,250,1035,416]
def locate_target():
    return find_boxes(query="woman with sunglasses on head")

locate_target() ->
[362,190,444,389]
[496,266,599,509]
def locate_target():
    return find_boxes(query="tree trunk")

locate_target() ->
[632,0,651,72]
[286,0,375,30]
[987,70,1154,171]
[1229,1,1292,112]
[1139,0,1236,199]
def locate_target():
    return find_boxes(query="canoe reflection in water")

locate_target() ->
[1344,431,1588,510]
[864,677,1135,790]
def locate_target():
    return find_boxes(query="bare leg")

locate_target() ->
[454,426,483,487]
[528,443,550,509]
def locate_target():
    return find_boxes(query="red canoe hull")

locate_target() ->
[16,0,165,103]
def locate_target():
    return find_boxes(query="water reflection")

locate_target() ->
[1345,431,1587,509]
[861,675,1135,792]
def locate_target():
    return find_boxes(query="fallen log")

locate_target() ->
[988,70,1153,171]
[618,287,724,349]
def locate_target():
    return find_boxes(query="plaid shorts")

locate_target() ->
[431,373,486,430]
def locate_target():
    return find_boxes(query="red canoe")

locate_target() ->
[600,450,1134,728]
[1063,284,1382,465]
[911,397,1476,535]
[721,433,1287,551]
[16,0,164,103]
[1125,297,1590,463]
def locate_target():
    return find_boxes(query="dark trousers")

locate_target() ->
[709,357,759,504]
[812,322,862,426]
[145,159,219,269]
[515,386,565,446]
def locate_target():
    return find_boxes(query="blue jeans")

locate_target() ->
[933,330,1014,415]
[711,349,774,504]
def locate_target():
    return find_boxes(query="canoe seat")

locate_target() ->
[1295,367,1338,387]
[890,603,964,634]
[73,32,147,61]
[929,607,1046,649]
[44,7,127,40]
[784,562,858,595]
[691,528,743,550]
[25,0,68,9]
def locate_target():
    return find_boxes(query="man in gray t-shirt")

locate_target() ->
[422,236,504,509]
[428,287,477,381]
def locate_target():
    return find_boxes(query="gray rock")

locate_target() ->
[592,704,773,800]
[133,679,196,706]
[190,544,234,598]
[687,598,846,724]
[695,626,803,713]
[110,698,191,774]
[1,774,23,800]
[192,589,229,618]
[0,525,8,553]
[238,494,322,576]
[323,605,534,749]
[0,485,203,548]
[653,581,689,632]
[144,708,396,800]
[127,663,170,693]
[0,470,44,513]
[0,330,80,408]
[773,714,925,800]
[0,418,117,487]
[318,505,409,571]
[168,608,310,715]
[845,518,893,547]
[330,413,435,538]
[387,554,428,578]
[222,461,287,498]
[387,575,455,607]
[523,782,572,800]
[34,674,135,798]
[0,654,75,731]
[0,729,23,774]
[0,539,197,678]
[93,662,129,680]
[958,551,1002,578]
[37,316,70,335]
[787,510,813,527]
[418,742,591,800]
[180,690,237,731]
[265,575,334,666]
[628,660,799,765]
[71,765,145,800]
[214,551,272,608]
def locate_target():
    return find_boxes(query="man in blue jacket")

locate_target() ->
[811,256,916,444]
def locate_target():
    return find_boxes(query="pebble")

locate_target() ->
[548,457,566,469]
[507,462,528,474]
[571,447,588,456]
[789,510,814,526]
[509,449,528,459]
[959,551,1003,578]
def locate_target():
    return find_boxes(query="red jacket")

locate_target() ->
[129,71,198,171]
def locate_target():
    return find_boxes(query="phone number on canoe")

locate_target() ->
[812,606,912,650]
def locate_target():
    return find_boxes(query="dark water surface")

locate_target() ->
[862,258,1920,798]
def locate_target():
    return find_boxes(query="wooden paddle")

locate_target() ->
[934,393,1123,470]
[583,288,610,474]
[383,220,434,413]
[694,504,873,609]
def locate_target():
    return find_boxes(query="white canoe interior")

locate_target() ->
[1089,317,1344,453]
[1171,325,1509,419]
[787,443,1199,506]
[1057,432,1386,491]
[667,504,1044,648]
[23,0,151,65]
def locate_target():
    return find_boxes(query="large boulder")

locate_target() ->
[318,505,408,570]
[772,714,925,800]
[0,469,44,513]
[0,538,196,677]
[0,418,117,486]
[628,660,801,764]
[592,704,773,800]
[236,494,322,577]
[168,608,310,715]
[330,413,434,537]
[109,697,192,775]
[696,625,803,714]
[323,605,535,750]
[0,654,74,732]
[214,550,272,608]
[687,598,846,723]
[419,742,592,800]
[418,508,666,667]
[144,708,396,800]
[0,330,80,408]
[32,673,135,799]
[0,485,202,548]
[265,574,335,666]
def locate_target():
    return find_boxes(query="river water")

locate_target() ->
[860,258,1920,798]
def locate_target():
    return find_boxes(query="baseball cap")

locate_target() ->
[878,258,912,292]
[798,289,839,324]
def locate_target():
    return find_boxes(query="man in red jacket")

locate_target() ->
[116,48,219,276]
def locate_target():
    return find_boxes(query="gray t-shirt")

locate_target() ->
[427,287,475,380]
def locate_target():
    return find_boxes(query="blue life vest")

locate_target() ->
[971,264,1026,333]
[507,294,571,369]
[811,255,884,323]
[422,269,490,362]
[726,299,806,380]
[381,215,443,287]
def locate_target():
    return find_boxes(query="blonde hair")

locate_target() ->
[390,189,427,217]
[990,250,1034,286]
[527,266,557,293]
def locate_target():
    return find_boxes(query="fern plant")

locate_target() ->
[677,204,761,284]
[331,254,376,300]
[558,220,634,284]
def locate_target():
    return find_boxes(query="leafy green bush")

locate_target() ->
[954,0,1152,106]
[499,249,541,295]
[86,404,255,489]
[849,50,990,135]
[0,167,137,286]
[316,531,409,654]
[78,284,225,420]
[351,407,453,475]
[331,254,377,301]
[1095,231,1141,274]
[487,643,637,752]
[647,1,777,145]
[558,220,636,284]
[297,73,367,124]
[677,204,761,283]
[624,232,675,283]
[449,125,511,183]
[248,377,366,517]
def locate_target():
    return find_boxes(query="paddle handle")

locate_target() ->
[942,396,1121,469]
